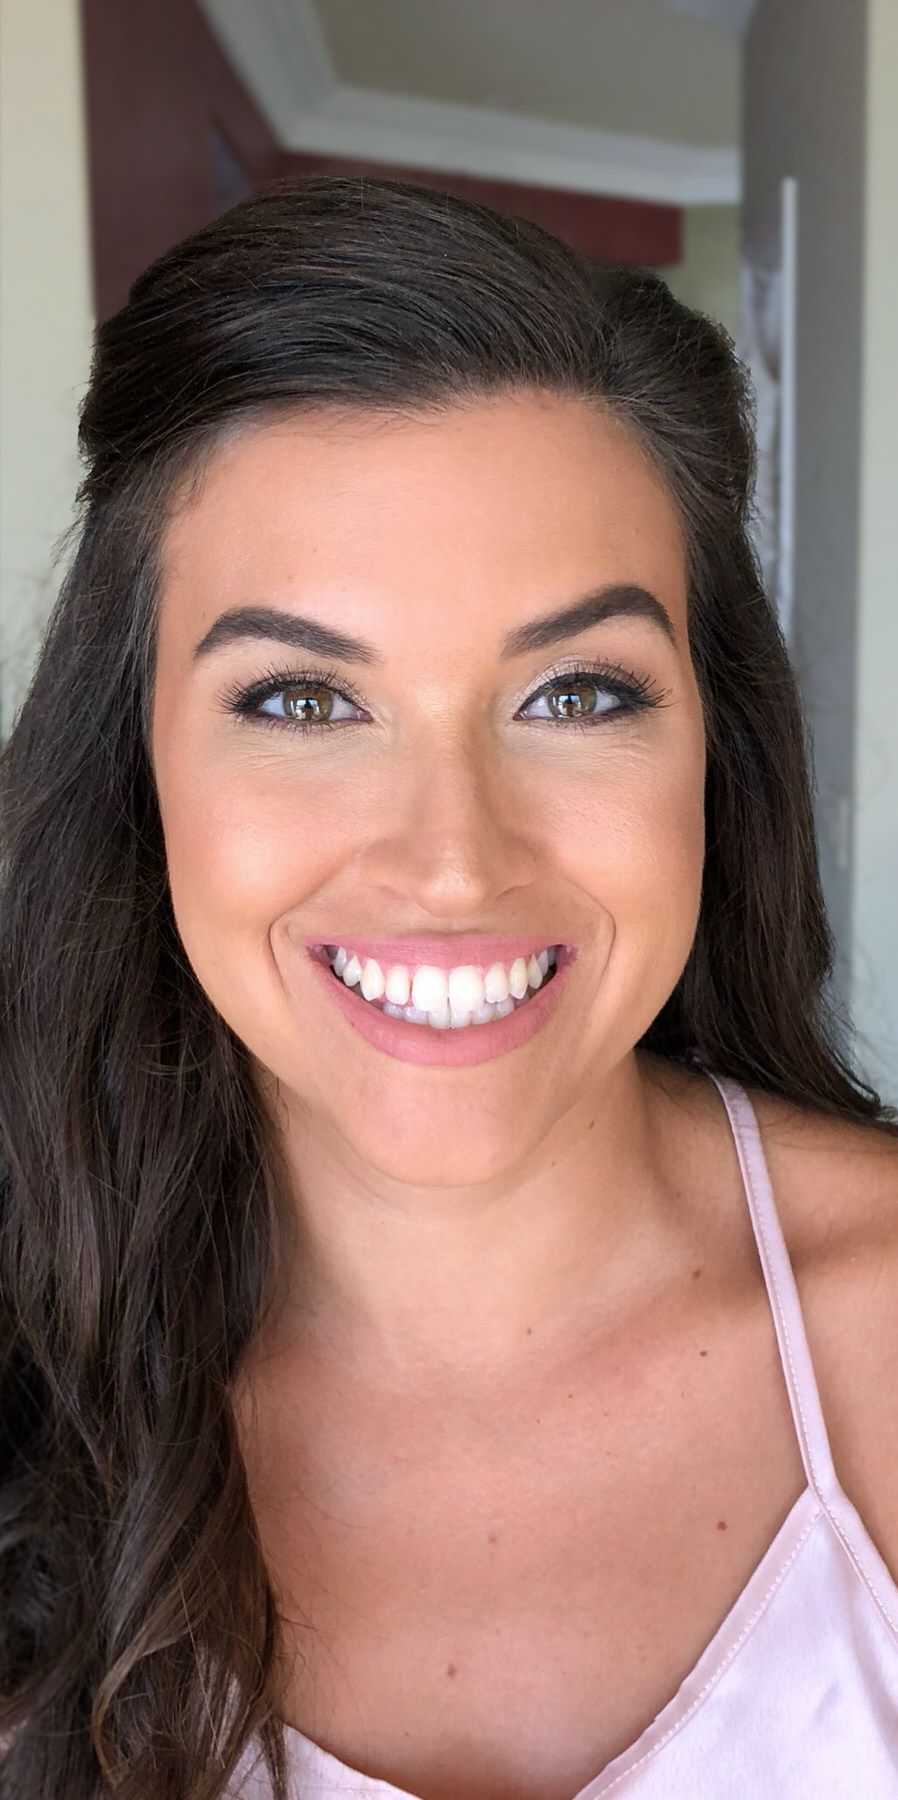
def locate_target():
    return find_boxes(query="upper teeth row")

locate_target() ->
[327,945,558,1012]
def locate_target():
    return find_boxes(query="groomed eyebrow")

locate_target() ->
[192,583,677,668]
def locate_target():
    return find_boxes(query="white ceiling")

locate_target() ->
[313,0,740,147]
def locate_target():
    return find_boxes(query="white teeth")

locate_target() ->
[384,964,411,1006]
[360,958,386,1002]
[472,1002,497,1025]
[483,962,510,1003]
[448,965,485,1014]
[327,943,562,1029]
[411,966,449,1014]
[376,992,528,1027]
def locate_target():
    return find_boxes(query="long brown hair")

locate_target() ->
[1,175,894,1800]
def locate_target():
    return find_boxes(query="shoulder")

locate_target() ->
[646,1054,898,1582]
[642,1050,898,1227]
[745,1083,898,1255]
[747,1084,898,1583]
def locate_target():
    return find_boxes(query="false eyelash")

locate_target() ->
[218,657,672,736]
[220,662,368,724]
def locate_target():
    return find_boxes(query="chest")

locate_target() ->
[234,1304,807,1800]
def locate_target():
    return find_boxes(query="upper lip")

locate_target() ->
[306,936,574,970]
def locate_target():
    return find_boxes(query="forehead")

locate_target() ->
[158,391,687,651]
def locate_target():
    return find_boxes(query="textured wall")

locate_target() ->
[743,0,867,1052]
[851,0,898,1097]
[0,0,94,744]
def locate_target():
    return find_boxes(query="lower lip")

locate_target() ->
[307,945,577,1067]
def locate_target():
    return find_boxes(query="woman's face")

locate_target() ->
[151,391,706,1185]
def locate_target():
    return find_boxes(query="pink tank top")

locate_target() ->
[226,1077,898,1794]
[2,1079,894,1795]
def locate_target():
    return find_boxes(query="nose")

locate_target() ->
[356,736,542,920]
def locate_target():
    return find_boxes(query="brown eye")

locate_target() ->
[545,677,615,721]
[521,673,628,725]
[282,682,337,725]
[223,658,666,737]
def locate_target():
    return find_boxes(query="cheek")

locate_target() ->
[154,756,349,1077]
[552,740,704,898]
[156,720,705,1027]
[161,743,706,913]
[547,737,706,1056]
[154,747,341,1013]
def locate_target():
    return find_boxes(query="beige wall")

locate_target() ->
[0,0,94,740]
[660,204,740,337]
[851,0,898,1094]
[743,0,898,1100]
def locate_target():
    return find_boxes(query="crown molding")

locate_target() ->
[291,85,740,205]
[196,0,336,135]
[198,0,740,206]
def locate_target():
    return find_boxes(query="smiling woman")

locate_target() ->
[1,177,896,1800]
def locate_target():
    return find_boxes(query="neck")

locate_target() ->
[256,1052,710,1392]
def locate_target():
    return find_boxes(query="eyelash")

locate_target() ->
[219,658,671,737]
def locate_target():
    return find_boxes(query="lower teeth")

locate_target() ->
[382,995,520,1028]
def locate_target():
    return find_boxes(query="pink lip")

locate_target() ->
[306,943,577,1068]
[303,935,570,970]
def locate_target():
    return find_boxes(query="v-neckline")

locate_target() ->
[280,1486,823,1799]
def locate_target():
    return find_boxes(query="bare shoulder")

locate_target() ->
[643,1049,898,1229]
[645,1051,898,1578]
[746,1081,898,1247]
[747,1082,898,1580]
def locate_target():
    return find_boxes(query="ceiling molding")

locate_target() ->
[198,0,741,206]
[196,0,336,135]
[289,86,740,206]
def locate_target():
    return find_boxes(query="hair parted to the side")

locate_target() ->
[1,173,895,1800]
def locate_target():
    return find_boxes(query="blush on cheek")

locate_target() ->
[598,765,705,1039]
[646,790,706,986]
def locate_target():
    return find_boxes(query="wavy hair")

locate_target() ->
[1,175,895,1800]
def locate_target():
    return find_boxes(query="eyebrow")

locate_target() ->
[191,583,677,668]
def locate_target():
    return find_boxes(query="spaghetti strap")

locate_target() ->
[706,1071,840,1507]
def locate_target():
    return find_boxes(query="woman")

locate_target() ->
[1,176,896,1800]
